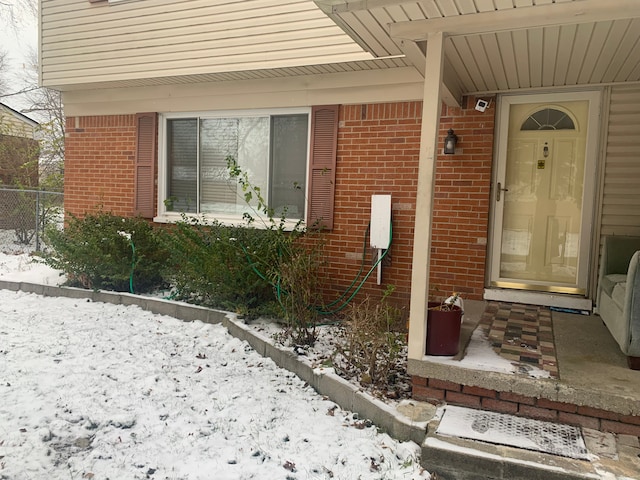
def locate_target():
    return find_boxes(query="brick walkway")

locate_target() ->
[479,302,558,378]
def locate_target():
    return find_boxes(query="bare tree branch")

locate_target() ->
[0,49,7,94]
[1,2,63,189]
[0,86,41,99]
[1,0,38,96]
[0,0,37,34]
[25,58,64,187]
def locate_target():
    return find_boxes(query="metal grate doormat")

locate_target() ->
[436,405,590,460]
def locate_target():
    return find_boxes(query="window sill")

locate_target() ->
[153,212,305,232]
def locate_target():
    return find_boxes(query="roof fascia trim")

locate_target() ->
[390,0,640,40]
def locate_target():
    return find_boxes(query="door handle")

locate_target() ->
[496,182,509,202]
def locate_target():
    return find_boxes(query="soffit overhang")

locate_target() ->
[48,58,413,92]
[315,0,640,98]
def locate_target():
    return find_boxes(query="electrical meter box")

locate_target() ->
[370,195,392,249]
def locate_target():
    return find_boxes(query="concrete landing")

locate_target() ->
[422,410,640,480]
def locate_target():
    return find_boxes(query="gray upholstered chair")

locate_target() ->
[597,235,640,369]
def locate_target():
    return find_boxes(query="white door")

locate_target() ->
[490,92,600,295]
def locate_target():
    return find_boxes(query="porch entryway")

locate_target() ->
[487,92,601,310]
[410,299,640,436]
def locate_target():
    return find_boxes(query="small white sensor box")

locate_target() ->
[475,99,489,112]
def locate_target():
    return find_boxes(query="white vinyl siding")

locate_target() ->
[600,86,640,237]
[0,107,37,139]
[40,0,375,89]
[0,116,36,138]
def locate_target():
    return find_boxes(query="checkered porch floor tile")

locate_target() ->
[478,302,559,378]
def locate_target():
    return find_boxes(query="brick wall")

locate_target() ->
[63,98,495,307]
[412,376,640,436]
[318,102,422,310]
[433,97,495,301]
[64,115,137,217]
[319,97,494,310]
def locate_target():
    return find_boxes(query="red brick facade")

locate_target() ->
[320,97,495,307]
[320,102,423,308]
[64,97,495,308]
[435,98,495,301]
[65,115,138,218]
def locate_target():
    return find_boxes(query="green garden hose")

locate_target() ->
[118,231,136,294]
[315,221,392,315]
[128,239,136,294]
[242,221,393,316]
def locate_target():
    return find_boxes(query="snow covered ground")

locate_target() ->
[0,251,429,480]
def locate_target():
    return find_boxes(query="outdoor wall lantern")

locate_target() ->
[444,129,458,155]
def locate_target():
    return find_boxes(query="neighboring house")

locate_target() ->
[0,102,39,187]
[40,0,640,427]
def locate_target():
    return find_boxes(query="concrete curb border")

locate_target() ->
[0,281,428,447]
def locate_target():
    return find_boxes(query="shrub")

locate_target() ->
[334,285,408,394]
[160,215,276,314]
[270,234,326,345]
[225,156,327,343]
[39,156,330,332]
[42,211,167,293]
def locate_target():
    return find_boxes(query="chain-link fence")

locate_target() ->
[0,187,64,253]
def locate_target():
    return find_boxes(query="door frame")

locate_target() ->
[488,90,602,300]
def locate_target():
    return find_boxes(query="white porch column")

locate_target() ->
[407,31,445,361]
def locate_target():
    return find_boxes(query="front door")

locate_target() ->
[490,92,600,295]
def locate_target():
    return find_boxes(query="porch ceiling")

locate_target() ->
[315,0,640,100]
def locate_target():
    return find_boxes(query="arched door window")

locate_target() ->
[521,108,575,131]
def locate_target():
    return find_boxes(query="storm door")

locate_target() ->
[490,92,600,294]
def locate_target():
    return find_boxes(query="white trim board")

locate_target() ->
[484,288,592,312]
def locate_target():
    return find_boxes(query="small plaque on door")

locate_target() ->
[537,159,545,169]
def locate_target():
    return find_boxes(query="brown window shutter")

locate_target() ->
[134,112,157,218]
[307,105,338,230]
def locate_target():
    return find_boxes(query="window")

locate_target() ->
[161,109,309,222]
[521,108,575,131]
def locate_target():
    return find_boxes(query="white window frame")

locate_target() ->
[155,107,311,228]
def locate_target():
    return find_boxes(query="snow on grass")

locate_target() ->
[0,254,429,479]
[0,249,552,479]
[0,251,65,285]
